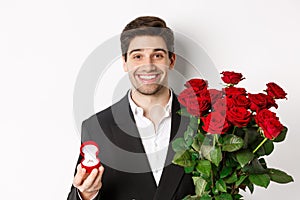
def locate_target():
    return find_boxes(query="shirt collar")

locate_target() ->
[128,89,173,117]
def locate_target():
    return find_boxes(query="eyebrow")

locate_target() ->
[128,48,168,55]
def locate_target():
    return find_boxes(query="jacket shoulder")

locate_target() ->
[82,95,129,126]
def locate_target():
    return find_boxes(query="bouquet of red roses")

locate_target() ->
[172,71,293,200]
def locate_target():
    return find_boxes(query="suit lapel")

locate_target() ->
[111,94,145,153]
[111,94,156,177]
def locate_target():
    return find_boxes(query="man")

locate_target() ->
[68,16,194,200]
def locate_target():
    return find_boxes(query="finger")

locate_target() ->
[73,164,86,187]
[80,168,99,191]
[92,166,105,190]
[98,165,105,180]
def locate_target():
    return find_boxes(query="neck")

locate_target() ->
[131,87,171,110]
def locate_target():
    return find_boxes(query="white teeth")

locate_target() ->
[139,75,156,79]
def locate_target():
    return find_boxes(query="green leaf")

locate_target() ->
[224,172,238,184]
[212,186,219,195]
[244,127,260,145]
[235,127,245,138]
[263,140,274,155]
[215,193,233,200]
[248,183,254,193]
[197,132,206,143]
[236,150,255,167]
[220,166,233,178]
[210,146,222,167]
[205,181,212,191]
[235,175,248,187]
[193,176,207,196]
[225,155,239,168]
[243,178,254,193]
[249,174,270,188]
[192,133,206,152]
[201,144,212,158]
[177,108,191,117]
[196,160,211,177]
[242,158,268,174]
[184,194,212,200]
[233,194,243,200]
[184,126,194,140]
[201,135,222,167]
[186,136,194,147]
[200,195,213,200]
[216,179,227,193]
[184,166,194,173]
[192,138,201,152]
[183,195,202,200]
[172,138,188,152]
[222,135,244,152]
[268,168,294,184]
[259,158,267,169]
[273,126,288,142]
[189,116,199,130]
[172,150,195,167]
[191,152,200,161]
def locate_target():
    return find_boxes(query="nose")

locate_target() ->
[144,54,153,64]
[139,55,156,70]
[140,63,156,72]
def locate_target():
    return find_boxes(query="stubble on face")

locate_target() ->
[129,64,168,96]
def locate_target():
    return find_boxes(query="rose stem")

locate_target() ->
[253,138,268,153]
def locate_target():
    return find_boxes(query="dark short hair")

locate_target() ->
[120,16,174,61]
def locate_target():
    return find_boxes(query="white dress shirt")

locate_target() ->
[128,90,172,186]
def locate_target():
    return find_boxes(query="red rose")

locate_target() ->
[208,89,224,104]
[186,96,211,117]
[212,98,227,115]
[178,87,195,107]
[196,91,211,115]
[224,87,247,98]
[225,97,235,109]
[255,109,284,140]
[265,95,278,109]
[185,78,208,90]
[231,94,250,108]
[248,93,268,112]
[201,112,231,134]
[221,71,245,85]
[227,106,252,127]
[184,96,200,116]
[265,82,287,99]
[248,93,278,112]
[178,88,211,117]
[255,109,277,120]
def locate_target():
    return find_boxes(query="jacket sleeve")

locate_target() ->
[66,186,80,200]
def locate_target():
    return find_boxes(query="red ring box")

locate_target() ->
[80,141,101,173]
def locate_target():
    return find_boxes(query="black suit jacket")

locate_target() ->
[67,93,194,200]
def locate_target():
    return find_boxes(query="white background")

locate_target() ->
[0,0,299,199]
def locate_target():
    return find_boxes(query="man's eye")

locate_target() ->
[153,53,164,58]
[133,55,142,59]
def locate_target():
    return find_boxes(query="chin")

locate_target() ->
[136,85,163,95]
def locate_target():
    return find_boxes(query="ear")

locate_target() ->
[169,53,176,70]
[122,56,128,72]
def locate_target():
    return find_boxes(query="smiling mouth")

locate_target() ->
[136,74,160,84]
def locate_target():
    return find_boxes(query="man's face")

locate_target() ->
[123,35,176,95]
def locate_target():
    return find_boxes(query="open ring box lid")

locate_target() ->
[80,141,101,173]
